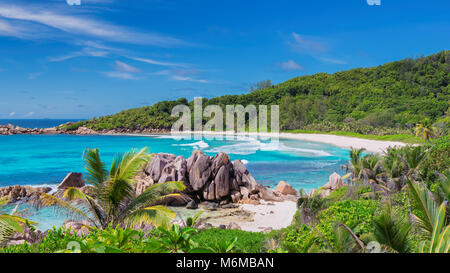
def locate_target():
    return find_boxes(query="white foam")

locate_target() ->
[175,140,210,149]
[206,138,331,156]
[24,183,59,194]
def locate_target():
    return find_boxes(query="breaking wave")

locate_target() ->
[206,138,331,156]
[175,140,210,149]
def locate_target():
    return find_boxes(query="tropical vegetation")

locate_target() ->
[0,135,448,253]
[63,51,449,142]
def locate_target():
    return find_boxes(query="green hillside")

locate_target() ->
[67,51,449,137]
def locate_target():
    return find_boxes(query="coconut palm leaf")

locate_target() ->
[63,187,105,228]
[34,192,96,225]
[374,202,412,253]
[83,148,108,186]
[122,181,185,217]
[0,196,35,243]
[0,215,25,234]
[406,179,439,236]
[418,203,450,253]
[124,205,176,228]
[110,147,150,183]
[106,179,136,207]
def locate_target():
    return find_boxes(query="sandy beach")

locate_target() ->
[238,200,297,232]
[124,131,409,154]
[173,200,298,232]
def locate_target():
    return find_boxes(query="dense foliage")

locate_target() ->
[65,51,449,137]
[268,136,450,253]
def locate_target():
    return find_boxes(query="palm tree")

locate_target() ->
[0,197,34,244]
[402,145,428,180]
[342,148,366,182]
[373,201,412,253]
[34,147,185,229]
[414,123,435,143]
[381,146,429,191]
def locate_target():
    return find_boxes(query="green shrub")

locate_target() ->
[278,224,319,253]
[316,199,378,244]
[421,136,450,185]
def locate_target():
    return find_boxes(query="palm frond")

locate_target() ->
[83,148,108,187]
[406,179,439,236]
[419,203,450,253]
[0,214,34,243]
[33,193,96,225]
[63,187,105,228]
[124,205,176,228]
[374,202,412,253]
[106,179,136,207]
[123,181,185,217]
[110,147,150,183]
[0,215,25,234]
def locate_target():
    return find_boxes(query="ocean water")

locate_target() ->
[0,119,83,129]
[0,134,350,230]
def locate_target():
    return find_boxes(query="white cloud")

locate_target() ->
[24,112,34,117]
[0,18,46,39]
[277,60,304,71]
[115,60,141,73]
[49,41,119,62]
[9,112,15,117]
[103,71,139,80]
[129,56,187,67]
[290,33,327,54]
[28,72,42,80]
[171,75,207,83]
[0,4,187,46]
[318,57,347,65]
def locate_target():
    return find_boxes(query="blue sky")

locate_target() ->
[0,0,448,119]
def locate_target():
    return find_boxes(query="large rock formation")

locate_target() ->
[136,151,278,206]
[275,181,298,196]
[312,172,345,198]
[58,172,85,189]
[0,185,52,203]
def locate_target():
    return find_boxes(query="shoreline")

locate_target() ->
[112,131,409,154]
[1,123,411,154]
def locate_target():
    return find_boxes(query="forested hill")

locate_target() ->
[68,50,449,135]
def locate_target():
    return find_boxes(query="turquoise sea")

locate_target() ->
[0,133,350,230]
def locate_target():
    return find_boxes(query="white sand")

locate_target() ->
[276,132,408,154]
[124,131,409,154]
[238,200,297,232]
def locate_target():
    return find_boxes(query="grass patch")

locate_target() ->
[193,228,267,253]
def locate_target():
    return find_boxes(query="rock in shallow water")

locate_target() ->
[138,150,281,204]
[58,172,85,189]
[0,185,52,203]
[275,181,298,196]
